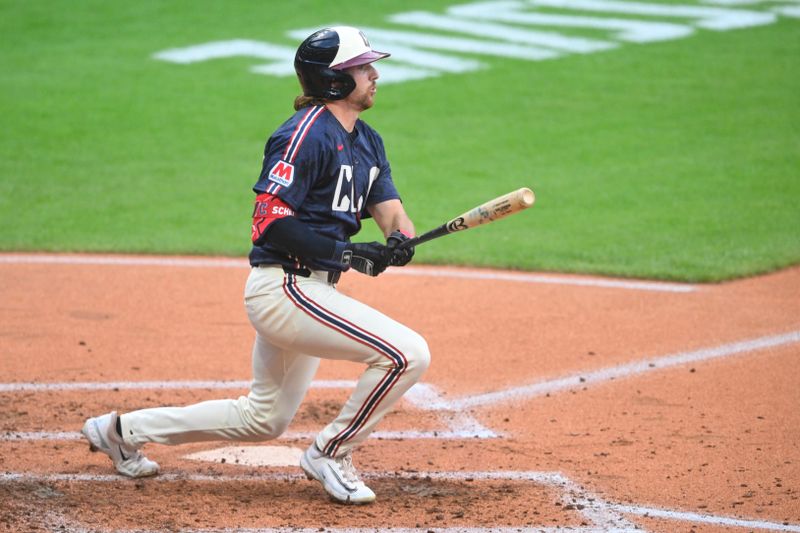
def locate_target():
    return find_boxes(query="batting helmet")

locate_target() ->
[294,26,390,100]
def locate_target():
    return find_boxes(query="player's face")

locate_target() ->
[345,63,379,112]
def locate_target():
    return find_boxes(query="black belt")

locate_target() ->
[280,265,340,285]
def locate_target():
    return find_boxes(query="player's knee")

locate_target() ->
[263,415,292,437]
[246,412,291,439]
[403,332,430,380]
[238,396,291,439]
[373,331,429,379]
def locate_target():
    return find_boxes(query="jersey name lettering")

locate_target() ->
[271,205,293,216]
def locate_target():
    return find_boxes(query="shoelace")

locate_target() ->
[336,454,361,484]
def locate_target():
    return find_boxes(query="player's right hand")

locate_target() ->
[386,230,414,267]
[342,242,390,277]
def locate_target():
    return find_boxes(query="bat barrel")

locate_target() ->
[395,187,535,251]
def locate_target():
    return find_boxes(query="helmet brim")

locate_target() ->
[330,50,390,70]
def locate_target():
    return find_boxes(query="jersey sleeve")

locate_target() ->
[255,106,330,211]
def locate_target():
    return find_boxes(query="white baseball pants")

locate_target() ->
[121,265,430,457]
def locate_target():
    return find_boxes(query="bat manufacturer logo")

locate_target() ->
[447,217,467,232]
[268,160,295,187]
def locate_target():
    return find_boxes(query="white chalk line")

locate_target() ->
[0,470,637,531]
[39,526,625,533]
[0,382,497,441]
[3,470,798,532]
[610,503,800,532]
[20,329,784,411]
[12,527,630,533]
[0,379,441,396]
[431,330,800,410]
[0,379,344,392]
[0,428,492,442]
[0,252,697,292]
[4,330,797,431]
[389,265,696,292]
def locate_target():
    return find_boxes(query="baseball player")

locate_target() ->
[80,26,430,504]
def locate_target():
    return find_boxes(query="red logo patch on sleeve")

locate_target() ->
[251,193,294,244]
[268,160,295,187]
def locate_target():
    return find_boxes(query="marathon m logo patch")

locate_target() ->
[268,160,295,187]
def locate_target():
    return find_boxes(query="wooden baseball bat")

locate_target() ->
[398,187,535,249]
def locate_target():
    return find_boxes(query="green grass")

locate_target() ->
[1,1,798,281]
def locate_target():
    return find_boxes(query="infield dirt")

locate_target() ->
[1,255,798,531]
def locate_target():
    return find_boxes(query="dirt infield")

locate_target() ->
[1,254,799,532]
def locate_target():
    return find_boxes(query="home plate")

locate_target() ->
[183,445,303,467]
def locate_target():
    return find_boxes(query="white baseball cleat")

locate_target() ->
[300,444,376,504]
[81,411,159,478]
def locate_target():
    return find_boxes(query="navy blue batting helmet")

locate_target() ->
[294,26,390,100]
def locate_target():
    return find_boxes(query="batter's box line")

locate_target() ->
[4,328,800,442]
[4,470,799,532]
[6,328,799,441]
[0,381,498,441]
[404,330,800,411]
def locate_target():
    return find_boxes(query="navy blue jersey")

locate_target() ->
[249,105,400,271]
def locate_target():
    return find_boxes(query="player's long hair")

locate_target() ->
[294,95,327,111]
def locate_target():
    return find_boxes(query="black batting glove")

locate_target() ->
[386,230,414,267]
[339,241,390,277]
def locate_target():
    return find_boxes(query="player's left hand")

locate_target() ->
[342,241,390,277]
[386,230,414,267]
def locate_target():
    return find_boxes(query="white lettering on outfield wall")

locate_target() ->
[443,1,694,42]
[700,0,800,17]
[153,39,295,65]
[152,0,798,84]
[525,0,775,30]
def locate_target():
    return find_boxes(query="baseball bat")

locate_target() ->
[398,187,535,249]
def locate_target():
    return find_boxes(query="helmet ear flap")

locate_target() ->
[295,66,355,101]
[323,69,356,100]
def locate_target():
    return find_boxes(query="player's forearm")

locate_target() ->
[379,211,414,238]
[391,215,415,239]
[264,217,391,276]
[265,216,346,262]
[369,199,415,238]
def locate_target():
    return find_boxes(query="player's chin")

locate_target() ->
[358,96,375,111]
